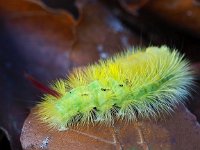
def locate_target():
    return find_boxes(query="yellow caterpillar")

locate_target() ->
[36,46,194,130]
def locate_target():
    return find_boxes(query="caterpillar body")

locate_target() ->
[36,46,194,130]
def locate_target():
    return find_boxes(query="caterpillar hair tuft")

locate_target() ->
[36,46,194,130]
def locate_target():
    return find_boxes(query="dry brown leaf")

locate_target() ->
[21,105,200,150]
[142,0,200,37]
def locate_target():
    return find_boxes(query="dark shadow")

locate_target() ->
[0,129,11,150]
[41,0,79,19]
[0,17,39,150]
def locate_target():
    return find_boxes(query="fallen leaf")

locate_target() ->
[142,0,200,37]
[21,105,200,150]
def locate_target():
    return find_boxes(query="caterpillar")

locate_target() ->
[36,46,194,130]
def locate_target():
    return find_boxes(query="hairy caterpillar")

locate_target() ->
[36,46,194,130]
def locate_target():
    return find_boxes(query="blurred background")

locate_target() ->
[0,0,200,149]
